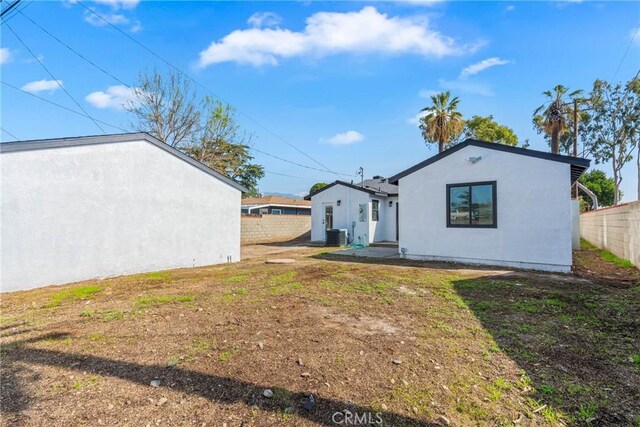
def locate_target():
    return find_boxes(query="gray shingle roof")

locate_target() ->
[360,177,398,195]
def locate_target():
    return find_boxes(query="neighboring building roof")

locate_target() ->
[389,139,590,185]
[242,195,310,207]
[0,132,248,192]
[361,177,399,195]
[304,178,398,200]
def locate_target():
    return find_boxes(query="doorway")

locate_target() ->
[324,205,333,239]
[395,202,399,241]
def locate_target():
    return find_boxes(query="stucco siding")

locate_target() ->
[398,145,572,272]
[310,185,398,244]
[1,139,241,291]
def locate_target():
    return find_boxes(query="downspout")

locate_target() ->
[347,187,352,244]
[576,182,598,210]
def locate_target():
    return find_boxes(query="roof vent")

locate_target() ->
[372,175,383,180]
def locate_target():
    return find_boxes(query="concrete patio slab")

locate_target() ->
[330,247,400,259]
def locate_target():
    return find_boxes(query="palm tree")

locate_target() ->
[533,85,583,154]
[419,91,465,153]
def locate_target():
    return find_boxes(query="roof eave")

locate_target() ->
[389,139,591,185]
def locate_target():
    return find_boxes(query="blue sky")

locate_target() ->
[2,0,639,200]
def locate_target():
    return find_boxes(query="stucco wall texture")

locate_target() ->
[1,139,241,291]
[580,201,640,267]
[398,145,573,272]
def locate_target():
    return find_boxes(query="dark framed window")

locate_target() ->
[371,199,380,222]
[446,181,496,228]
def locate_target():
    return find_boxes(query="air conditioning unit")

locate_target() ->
[326,229,348,247]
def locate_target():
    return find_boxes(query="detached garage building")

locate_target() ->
[0,133,246,291]
[389,139,590,272]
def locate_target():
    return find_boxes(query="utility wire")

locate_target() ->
[0,0,20,18]
[76,0,348,177]
[251,147,342,174]
[2,81,127,132]
[1,0,31,24]
[263,170,307,179]
[3,79,347,178]
[18,7,352,178]
[18,10,132,88]
[5,23,106,133]
[3,81,333,181]
[612,24,640,83]
[1,126,19,140]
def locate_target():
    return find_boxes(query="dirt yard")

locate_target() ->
[1,243,638,426]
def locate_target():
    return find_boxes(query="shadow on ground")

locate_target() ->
[451,271,639,425]
[312,252,513,272]
[1,332,437,426]
[316,249,640,424]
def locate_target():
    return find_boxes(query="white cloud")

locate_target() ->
[0,48,11,65]
[459,57,511,79]
[198,6,475,67]
[418,89,439,98]
[21,79,63,94]
[320,130,364,146]
[85,85,139,110]
[438,78,493,96]
[130,20,142,33]
[84,11,129,27]
[92,0,139,10]
[247,12,282,28]
[505,5,515,12]
[631,26,640,46]
[397,0,447,6]
[407,110,428,125]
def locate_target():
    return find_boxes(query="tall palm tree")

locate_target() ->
[533,85,583,154]
[419,91,465,153]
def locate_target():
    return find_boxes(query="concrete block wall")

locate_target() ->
[241,214,311,245]
[580,201,640,267]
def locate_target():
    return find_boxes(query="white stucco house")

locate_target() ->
[388,139,590,272]
[305,177,398,245]
[0,132,247,292]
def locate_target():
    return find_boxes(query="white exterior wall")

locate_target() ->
[310,185,396,244]
[398,146,573,272]
[1,139,241,291]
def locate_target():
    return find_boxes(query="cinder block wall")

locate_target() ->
[580,201,640,267]
[241,214,311,245]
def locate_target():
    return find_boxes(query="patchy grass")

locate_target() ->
[46,286,102,308]
[135,294,195,308]
[225,275,248,283]
[1,243,638,426]
[581,238,634,268]
[72,375,101,390]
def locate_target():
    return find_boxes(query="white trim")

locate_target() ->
[403,253,571,273]
[242,203,310,210]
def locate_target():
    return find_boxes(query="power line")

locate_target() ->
[3,79,350,178]
[263,170,307,179]
[1,0,31,24]
[5,23,106,133]
[76,0,346,177]
[18,10,131,88]
[251,147,344,175]
[612,24,640,82]
[2,81,127,132]
[0,0,20,18]
[15,7,353,179]
[1,126,19,140]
